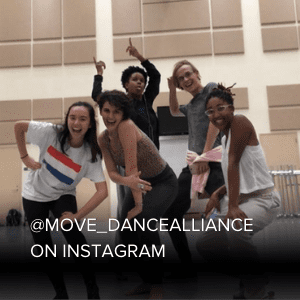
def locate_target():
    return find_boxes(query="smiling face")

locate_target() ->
[206,97,234,134]
[176,64,202,96]
[67,106,91,144]
[100,101,124,132]
[125,72,146,99]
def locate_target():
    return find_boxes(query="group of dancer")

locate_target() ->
[15,38,280,299]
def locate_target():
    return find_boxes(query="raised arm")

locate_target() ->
[168,76,185,117]
[14,121,42,170]
[91,57,106,102]
[127,38,161,104]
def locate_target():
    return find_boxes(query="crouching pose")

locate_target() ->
[197,84,281,299]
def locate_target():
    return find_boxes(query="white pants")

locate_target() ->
[197,189,281,267]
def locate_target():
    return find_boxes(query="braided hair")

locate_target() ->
[206,83,236,105]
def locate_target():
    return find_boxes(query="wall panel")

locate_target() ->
[143,0,210,33]
[0,0,31,42]
[0,44,31,68]
[33,0,62,40]
[0,100,31,122]
[232,87,248,109]
[153,91,191,112]
[64,40,96,65]
[259,0,295,25]
[113,37,143,61]
[33,98,62,120]
[267,84,300,107]
[33,43,62,66]
[0,122,17,145]
[262,26,298,52]
[211,0,242,28]
[111,0,142,35]
[269,107,300,131]
[63,0,96,38]
[144,32,212,59]
[213,30,244,55]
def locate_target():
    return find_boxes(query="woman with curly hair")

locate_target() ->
[197,84,281,299]
[97,90,178,298]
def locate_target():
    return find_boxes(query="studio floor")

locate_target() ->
[1,217,300,299]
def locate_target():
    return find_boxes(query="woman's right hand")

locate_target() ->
[22,155,42,170]
[167,77,176,91]
[126,171,152,194]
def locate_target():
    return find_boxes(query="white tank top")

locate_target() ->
[221,130,274,194]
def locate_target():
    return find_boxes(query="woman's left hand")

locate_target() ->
[224,206,248,229]
[59,211,78,224]
[126,171,152,194]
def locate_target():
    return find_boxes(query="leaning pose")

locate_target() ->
[15,102,108,299]
[97,90,178,298]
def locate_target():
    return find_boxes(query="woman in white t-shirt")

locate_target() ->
[197,84,281,299]
[14,102,108,299]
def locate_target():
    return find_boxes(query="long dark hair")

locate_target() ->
[56,101,102,162]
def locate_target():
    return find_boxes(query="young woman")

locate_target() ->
[14,102,108,299]
[197,84,281,299]
[97,90,178,298]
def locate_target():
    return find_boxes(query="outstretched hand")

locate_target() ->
[22,155,42,170]
[93,57,106,75]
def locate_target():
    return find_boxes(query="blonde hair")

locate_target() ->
[172,60,201,89]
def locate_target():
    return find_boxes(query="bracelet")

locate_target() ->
[21,154,28,159]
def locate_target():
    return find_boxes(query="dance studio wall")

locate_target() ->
[1,0,300,222]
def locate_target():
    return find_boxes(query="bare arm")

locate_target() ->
[98,131,151,193]
[14,121,41,170]
[118,120,143,204]
[60,181,108,222]
[168,77,185,117]
[224,115,255,223]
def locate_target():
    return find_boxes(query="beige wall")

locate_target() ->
[1,0,300,221]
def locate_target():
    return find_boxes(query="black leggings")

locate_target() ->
[163,162,225,265]
[23,195,97,293]
[118,164,178,284]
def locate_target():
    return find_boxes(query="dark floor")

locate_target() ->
[1,217,300,299]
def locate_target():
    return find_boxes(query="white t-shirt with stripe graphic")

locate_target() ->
[22,121,105,202]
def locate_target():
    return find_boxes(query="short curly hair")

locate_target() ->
[97,90,133,120]
[121,66,148,90]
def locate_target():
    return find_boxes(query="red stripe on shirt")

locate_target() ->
[47,145,82,173]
